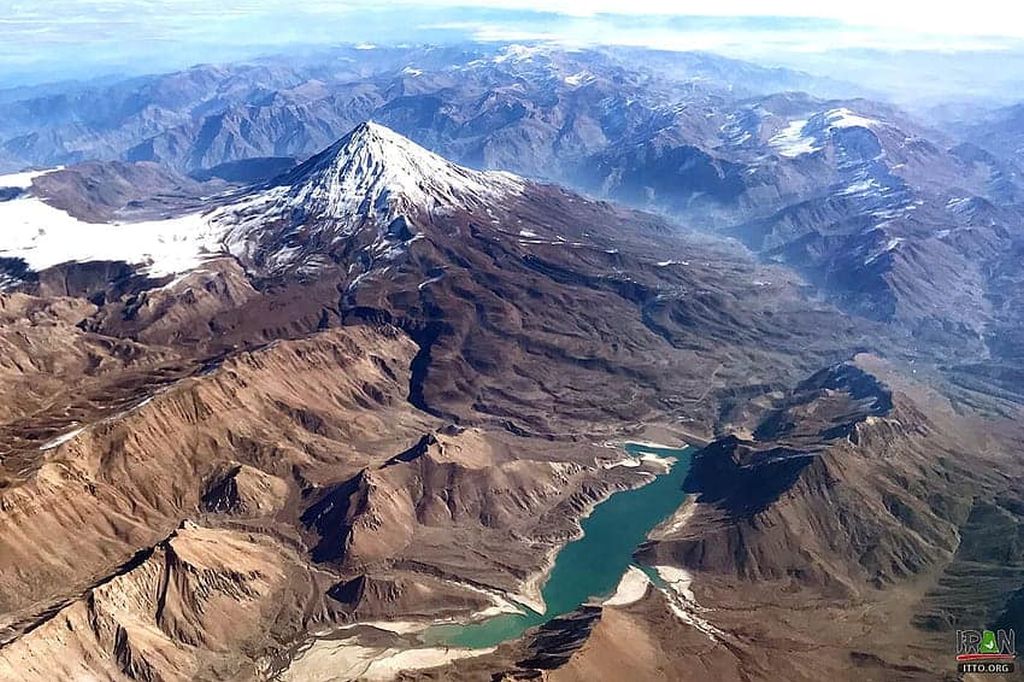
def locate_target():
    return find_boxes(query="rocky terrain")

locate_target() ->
[0,123,885,680]
[0,45,853,177]
[0,43,1023,682]
[4,45,1020,352]
[424,357,1024,681]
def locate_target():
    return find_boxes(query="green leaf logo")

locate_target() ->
[980,630,1000,654]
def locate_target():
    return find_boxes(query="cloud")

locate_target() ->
[419,7,1023,59]
[1,0,1022,86]
[370,0,1024,38]
[5,0,1024,39]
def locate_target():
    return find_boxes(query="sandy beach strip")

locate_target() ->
[602,565,651,607]
[277,639,496,681]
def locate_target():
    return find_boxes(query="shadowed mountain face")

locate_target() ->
[610,356,1024,682]
[0,104,1023,681]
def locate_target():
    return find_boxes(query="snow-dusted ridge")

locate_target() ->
[769,107,881,159]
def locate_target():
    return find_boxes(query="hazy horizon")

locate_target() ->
[3,1,1024,107]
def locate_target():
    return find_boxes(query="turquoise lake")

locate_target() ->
[421,442,694,649]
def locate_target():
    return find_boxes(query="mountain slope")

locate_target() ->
[2,122,1021,682]
[0,123,875,680]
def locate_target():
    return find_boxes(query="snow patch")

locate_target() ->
[0,194,221,279]
[769,119,819,158]
[564,71,593,86]
[220,122,522,235]
[214,122,523,275]
[823,107,878,129]
[770,108,878,159]
[493,44,544,63]
[417,273,444,290]
[1,124,524,285]
[0,167,62,190]
[946,196,972,211]
[864,236,904,265]
[39,426,85,451]
[840,178,881,196]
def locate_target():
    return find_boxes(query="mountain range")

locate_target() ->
[0,43,1023,681]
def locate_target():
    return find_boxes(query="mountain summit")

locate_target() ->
[217,122,524,275]
[255,121,521,223]
[0,123,528,285]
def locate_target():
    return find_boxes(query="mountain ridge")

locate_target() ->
[1,79,1023,681]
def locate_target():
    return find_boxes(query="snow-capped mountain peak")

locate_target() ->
[260,121,523,223]
[215,122,524,276]
[0,123,527,286]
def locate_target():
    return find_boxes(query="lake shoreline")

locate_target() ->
[421,441,696,649]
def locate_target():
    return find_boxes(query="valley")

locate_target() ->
[0,40,1022,682]
[422,442,695,650]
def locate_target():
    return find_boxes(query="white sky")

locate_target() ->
[1,0,1022,86]
[388,0,1024,37]
[2,0,1020,37]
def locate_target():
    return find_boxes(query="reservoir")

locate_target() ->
[422,442,694,649]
